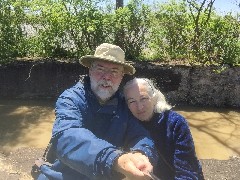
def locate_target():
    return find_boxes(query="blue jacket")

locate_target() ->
[38,76,157,180]
[140,110,204,180]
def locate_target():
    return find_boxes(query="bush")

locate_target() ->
[0,0,239,66]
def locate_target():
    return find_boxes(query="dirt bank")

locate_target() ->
[1,60,240,107]
[0,147,240,180]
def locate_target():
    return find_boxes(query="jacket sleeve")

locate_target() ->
[171,112,204,180]
[52,84,124,179]
[124,114,159,166]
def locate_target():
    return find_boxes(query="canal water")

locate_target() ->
[0,99,239,160]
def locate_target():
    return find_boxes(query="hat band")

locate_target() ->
[94,54,124,64]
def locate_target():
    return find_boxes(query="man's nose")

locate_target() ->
[102,71,112,79]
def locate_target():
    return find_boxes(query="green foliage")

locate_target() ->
[0,0,239,66]
[10,0,115,58]
[147,0,239,66]
[199,14,240,66]
[0,0,27,63]
[114,0,151,60]
[25,0,101,57]
[147,0,191,61]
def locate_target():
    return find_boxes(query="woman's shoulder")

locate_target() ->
[160,110,188,126]
[160,110,182,119]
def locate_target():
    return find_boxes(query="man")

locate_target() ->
[36,43,158,180]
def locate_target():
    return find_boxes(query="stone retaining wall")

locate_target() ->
[0,60,239,108]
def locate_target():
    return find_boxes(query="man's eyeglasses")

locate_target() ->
[92,64,123,78]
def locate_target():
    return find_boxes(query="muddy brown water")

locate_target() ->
[0,99,239,160]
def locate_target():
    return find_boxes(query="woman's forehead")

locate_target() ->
[126,83,149,95]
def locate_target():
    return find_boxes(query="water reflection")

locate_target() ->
[0,99,239,160]
[0,99,55,154]
[175,106,240,160]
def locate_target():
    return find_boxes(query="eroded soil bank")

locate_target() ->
[1,60,240,107]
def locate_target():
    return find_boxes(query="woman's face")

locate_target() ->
[124,81,155,121]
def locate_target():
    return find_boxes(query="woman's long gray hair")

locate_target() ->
[123,78,172,113]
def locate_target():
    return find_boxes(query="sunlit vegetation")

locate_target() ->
[0,0,239,66]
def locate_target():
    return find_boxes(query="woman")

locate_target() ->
[123,78,204,180]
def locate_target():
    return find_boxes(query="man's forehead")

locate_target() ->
[94,60,123,69]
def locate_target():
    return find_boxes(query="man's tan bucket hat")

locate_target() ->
[79,43,135,75]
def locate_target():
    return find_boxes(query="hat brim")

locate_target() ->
[79,55,135,75]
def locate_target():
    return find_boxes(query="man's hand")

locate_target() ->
[114,152,153,180]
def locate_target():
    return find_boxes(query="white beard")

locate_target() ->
[90,78,119,102]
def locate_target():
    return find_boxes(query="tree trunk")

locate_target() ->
[116,0,124,9]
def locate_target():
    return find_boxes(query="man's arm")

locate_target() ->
[52,84,124,179]
[107,109,158,179]
[123,114,159,167]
